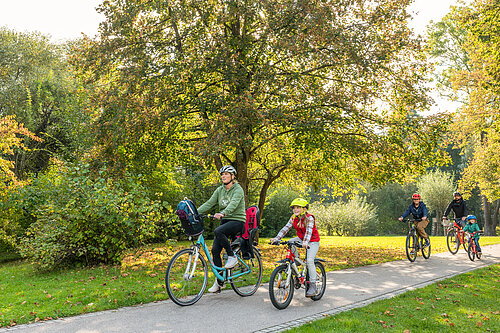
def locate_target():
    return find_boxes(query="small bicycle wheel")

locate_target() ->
[269,264,294,310]
[165,248,208,306]
[421,237,431,259]
[310,261,326,301]
[446,229,459,255]
[462,232,469,252]
[467,242,475,261]
[406,233,417,262]
[230,247,263,297]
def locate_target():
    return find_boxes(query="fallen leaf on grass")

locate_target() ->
[476,322,483,327]
[442,313,449,317]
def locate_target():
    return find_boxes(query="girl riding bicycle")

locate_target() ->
[270,198,320,297]
[197,165,246,293]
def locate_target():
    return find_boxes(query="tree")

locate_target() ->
[450,0,499,235]
[74,0,449,215]
[365,182,417,235]
[0,115,41,246]
[0,28,91,179]
[428,0,500,235]
[417,170,455,236]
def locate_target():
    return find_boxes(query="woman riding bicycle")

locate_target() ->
[398,193,430,247]
[270,198,320,297]
[197,165,246,293]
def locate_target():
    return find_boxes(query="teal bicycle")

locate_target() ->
[165,214,263,306]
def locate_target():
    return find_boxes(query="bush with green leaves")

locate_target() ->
[260,186,305,237]
[315,196,378,236]
[364,182,417,235]
[19,162,177,269]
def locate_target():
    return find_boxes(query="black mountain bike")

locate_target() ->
[405,219,431,262]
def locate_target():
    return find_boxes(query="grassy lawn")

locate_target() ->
[1,236,499,328]
[289,264,500,333]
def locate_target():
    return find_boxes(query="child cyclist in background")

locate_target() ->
[270,198,320,297]
[463,215,482,257]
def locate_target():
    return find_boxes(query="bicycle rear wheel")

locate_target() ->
[421,237,431,259]
[446,229,459,254]
[165,248,208,306]
[406,233,417,262]
[230,247,263,297]
[269,264,294,310]
[467,242,475,261]
[310,261,326,301]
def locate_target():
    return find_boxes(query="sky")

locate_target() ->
[0,0,469,112]
[0,0,467,42]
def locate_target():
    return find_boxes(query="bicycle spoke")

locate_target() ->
[269,264,294,310]
[230,247,263,297]
[166,248,208,306]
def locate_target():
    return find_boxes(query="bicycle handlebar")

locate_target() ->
[269,239,310,249]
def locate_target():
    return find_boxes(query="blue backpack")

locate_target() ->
[176,198,204,236]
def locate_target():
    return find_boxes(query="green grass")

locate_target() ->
[1,236,499,328]
[288,264,500,333]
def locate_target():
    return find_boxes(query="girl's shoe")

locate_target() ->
[306,284,317,297]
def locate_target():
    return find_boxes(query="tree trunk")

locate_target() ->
[492,199,499,235]
[436,210,443,236]
[482,196,495,236]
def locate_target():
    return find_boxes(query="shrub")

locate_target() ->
[365,183,417,235]
[18,162,175,269]
[260,186,304,238]
[315,196,378,236]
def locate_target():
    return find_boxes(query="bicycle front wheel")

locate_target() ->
[421,238,431,259]
[269,264,294,310]
[467,242,475,261]
[462,232,469,252]
[310,261,326,301]
[230,247,263,297]
[165,248,208,306]
[406,233,417,262]
[446,229,459,254]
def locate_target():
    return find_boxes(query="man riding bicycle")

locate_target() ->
[398,193,430,247]
[442,192,469,228]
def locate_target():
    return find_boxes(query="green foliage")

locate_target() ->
[0,28,92,178]
[260,186,303,238]
[315,197,378,236]
[74,0,449,213]
[365,183,417,235]
[18,162,177,270]
[417,170,455,218]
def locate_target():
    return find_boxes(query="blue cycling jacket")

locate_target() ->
[401,202,428,220]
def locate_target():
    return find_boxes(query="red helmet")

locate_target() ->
[412,193,421,200]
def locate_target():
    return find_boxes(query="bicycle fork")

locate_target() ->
[280,261,302,289]
[184,247,200,281]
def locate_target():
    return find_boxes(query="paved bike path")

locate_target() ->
[3,244,499,333]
